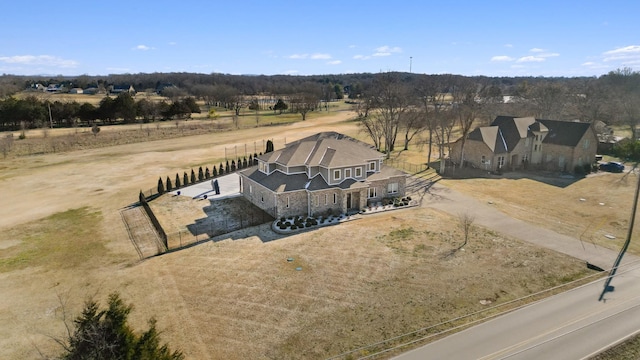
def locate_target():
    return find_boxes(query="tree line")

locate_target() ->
[0,93,200,131]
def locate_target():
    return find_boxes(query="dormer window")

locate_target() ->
[369,161,376,172]
[333,169,341,181]
[345,168,351,178]
[355,167,362,178]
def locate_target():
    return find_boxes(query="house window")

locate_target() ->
[388,182,399,194]
[333,193,337,204]
[286,196,290,208]
[325,194,328,205]
[355,167,362,177]
[261,194,264,202]
[497,156,505,168]
[584,139,590,149]
[522,154,529,163]
[534,144,538,151]
[368,187,377,199]
[315,195,319,206]
[345,168,352,178]
[334,169,341,181]
[369,161,376,171]
[249,184,252,194]
[481,155,486,164]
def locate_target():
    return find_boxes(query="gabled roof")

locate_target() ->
[490,115,591,149]
[491,116,535,151]
[537,119,592,146]
[258,132,383,169]
[467,126,508,153]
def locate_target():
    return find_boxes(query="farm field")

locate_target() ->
[0,107,632,359]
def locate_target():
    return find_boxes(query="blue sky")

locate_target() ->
[1,1,638,77]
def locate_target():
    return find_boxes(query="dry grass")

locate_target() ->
[0,110,613,359]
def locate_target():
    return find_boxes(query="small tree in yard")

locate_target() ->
[265,139,274,153]
[205,167,210,179]
[157,177,165,194]
[56,292,183,360]
[190,169,196,183]
[198,166,204,181]
[225,160,230,173]
[183,172,189,186]
[219,163,225,175]
[212,166,218,177]
[91,123,101,137]
[458,212,475,249]
[231,160,236,172]
[166,177,173,192]
[175,173,181,188]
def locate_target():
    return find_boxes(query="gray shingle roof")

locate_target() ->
[258,132,383,169]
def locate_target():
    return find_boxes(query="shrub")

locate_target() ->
[183,172,189,186]
[212,166,218,177]
[198,167,204,181]
[574,164,585,175]
[190,169,196,183]
[157,177,165,194]
[231,160,236,172]
[225,160,230,173]
[219,163,225,175]
[166,177,173,191]
[205,167,210,179]
[175,174,181,188]
[583,163,592,174]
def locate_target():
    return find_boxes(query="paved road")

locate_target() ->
[393,179,640,359]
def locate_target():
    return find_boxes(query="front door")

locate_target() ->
[346,193,352,209]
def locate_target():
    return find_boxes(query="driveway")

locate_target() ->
[408,176,637,270]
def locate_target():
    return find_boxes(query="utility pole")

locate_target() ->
[599,167,640,301]
[409,57,413,73]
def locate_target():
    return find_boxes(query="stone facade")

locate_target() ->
[238,132,407,218]
[451,116,597,173]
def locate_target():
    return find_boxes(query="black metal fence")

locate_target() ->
[384,159,430,174]
[138,192,168,251]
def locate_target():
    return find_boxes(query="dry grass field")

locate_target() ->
[0,107,630,359]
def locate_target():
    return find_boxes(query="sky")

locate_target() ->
[1,1,639,78]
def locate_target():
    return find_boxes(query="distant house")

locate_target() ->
[109,84,136,95]
[69,88,84,94]
[450,115,598,173]
[238,132,407,218]
[83,87,99,95]
[46,84,63,93]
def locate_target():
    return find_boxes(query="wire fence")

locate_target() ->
[384,158,430,174]
[166,209,275,249]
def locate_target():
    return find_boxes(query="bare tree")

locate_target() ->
[602,68,640,139]
[290,83,321,121]
[361,73,411,157]
[450,77,482,169]
[458,212,475,249]
[400,108,426,151]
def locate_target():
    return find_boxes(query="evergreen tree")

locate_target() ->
[166,177,173,191]
[219,163,225,175]
[265,139,274,153]
[231,160,236,172]
[60,293,183,360]
[157,177,165,194]
[243,157,248,168]
[212,166,218,177]
[198,166,204,181]
[175,173,181,188]
[225,160,230,173]
[248,154,253,165]
[205,167,210,178]
[190,169,196,183]
[183,172,189,186]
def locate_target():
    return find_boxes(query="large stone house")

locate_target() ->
[238,132,407,218]
[450,116,598,173]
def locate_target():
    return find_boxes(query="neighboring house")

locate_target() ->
[109,84,136,95]
[450,115,598,173]
[83,87,99,95]
[238,132,407,218]
[69,88,84,94]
